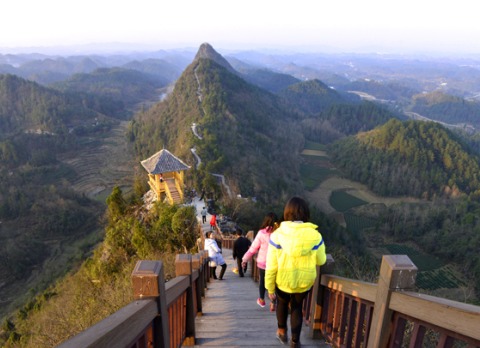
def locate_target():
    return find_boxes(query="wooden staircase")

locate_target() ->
[165,178,182,204]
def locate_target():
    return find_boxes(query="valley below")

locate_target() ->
[300,145,475,302]
[0,121,137,319]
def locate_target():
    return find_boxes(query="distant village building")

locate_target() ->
[140,149,190,205]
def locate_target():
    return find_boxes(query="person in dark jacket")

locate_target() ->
[232,229,251,277]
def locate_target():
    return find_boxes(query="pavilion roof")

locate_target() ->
[140,149,190,174]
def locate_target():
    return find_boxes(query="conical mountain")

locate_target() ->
[194,42,238,75]
[130,43,304,203]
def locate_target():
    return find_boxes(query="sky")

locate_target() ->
[1,0,479,55]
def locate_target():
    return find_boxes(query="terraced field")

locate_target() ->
[59,121,136,201]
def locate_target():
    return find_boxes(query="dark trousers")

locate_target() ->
[202,215,206,223]
[211,264,227,280]
[276,288,308,343]
[258,268,266,300]
[235,258,247,277]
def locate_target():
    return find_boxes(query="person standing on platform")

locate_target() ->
[204,231,227,280]
[201,206,207,224]
[265,197,327,348]
[210,214,217,231]
[242,212,279,310]
[232,229,251,277]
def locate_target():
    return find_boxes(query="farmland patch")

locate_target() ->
[330,190,368,212]
[384,244,465,290]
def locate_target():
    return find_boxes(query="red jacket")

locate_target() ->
[210,215,217,226]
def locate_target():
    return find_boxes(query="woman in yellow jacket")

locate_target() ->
[265,197,326,348]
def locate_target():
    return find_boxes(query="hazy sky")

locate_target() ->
[1,0,479,54]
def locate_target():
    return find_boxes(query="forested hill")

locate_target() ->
[329,119,480,199]
[0,74,102,137]
[409,90,480,127]
[0,74,109,321]
[279,79,350,115]
[278,79,399,144]
[129,43,305,202]
[52,67,170,120]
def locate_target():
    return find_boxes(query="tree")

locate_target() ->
[106,186,126,222]
[171,206,198,253]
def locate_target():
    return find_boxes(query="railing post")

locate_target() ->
[192,253,203,315]
[367,255,417,348]
[199,250,207,293]
[202,250,211,284]
[308,254,335,339]
[131,260,169,348]
[251,256,258,282]
[176,254,196,346]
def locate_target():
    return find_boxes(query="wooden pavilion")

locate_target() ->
[140,149,190,205]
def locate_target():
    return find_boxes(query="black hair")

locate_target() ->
[283,196,310,222]
[260,212,279,230]
[235,229,243,236]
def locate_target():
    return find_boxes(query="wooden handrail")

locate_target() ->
[389,291,480,341]
[58,252,209,348]
[58,235,480,348]
[57,299,158,348]
[310,255,480,347]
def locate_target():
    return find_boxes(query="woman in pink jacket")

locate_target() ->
[242,212,279,310]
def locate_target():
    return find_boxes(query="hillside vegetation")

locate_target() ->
[279,79,350,115]
[301,141,479,301]
[371,198,480,299]
[0,74,102,136]
[409,90,480,127]
[0,73,135,320]
[52,67,169,119]
[2,43,480,346]
[277,78,399,144]
[129,44,305,203]
[329,119,480,199]
[1,186,198,347]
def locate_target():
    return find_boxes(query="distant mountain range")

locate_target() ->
[3,43,480,201]
[3,42,480,341]
[129,43,480,202]
[0,52,185,85]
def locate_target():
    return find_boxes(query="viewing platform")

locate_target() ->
[193,248,329,347]
[59,198,480,348]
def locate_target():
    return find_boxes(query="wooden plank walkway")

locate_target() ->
[190,247,331,347]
